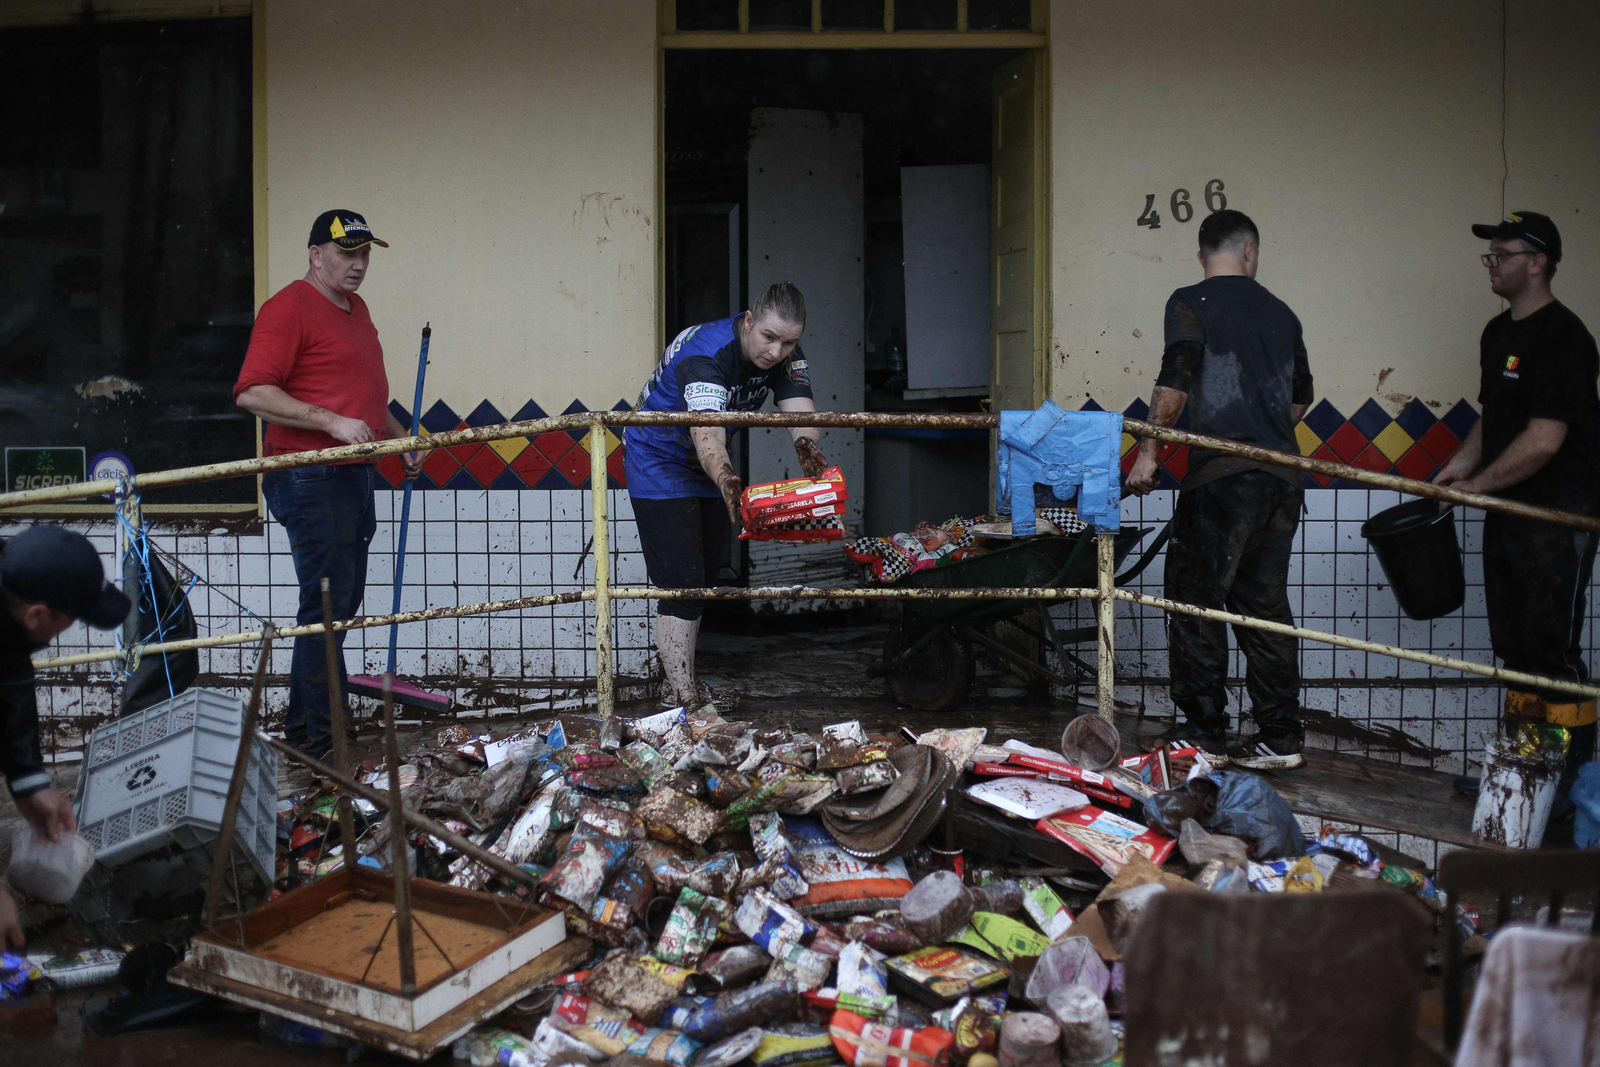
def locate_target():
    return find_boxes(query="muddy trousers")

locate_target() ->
[1165,470,1304,735]
[1483,512,1600,774]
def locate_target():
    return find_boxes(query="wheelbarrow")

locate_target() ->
[874,520,1170,711]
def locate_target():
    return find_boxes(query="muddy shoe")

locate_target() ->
[1141,720,1228,756]
[1227,730,1305,770]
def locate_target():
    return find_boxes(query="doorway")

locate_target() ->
[662,43,1048,587]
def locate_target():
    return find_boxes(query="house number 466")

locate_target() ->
[1136,180,1227,229]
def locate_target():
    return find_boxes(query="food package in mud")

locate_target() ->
[1018,878,1074,941]
[654,887,733,967]
[700,944,773,990]
[838,759,901,796]
[885,946,1011,1007]
[828,1009,957,1067]
[948,912,1052,962]
[752,1023,837,1067]
[836,941,889,998]
[552,992,647,1055]
[765,941,834,991]
[741,466,848,525]
[628,1028,703,1066]
[636,785,726,845]
[587,856,655,942]
[585,955,685,1027]
[739,514,846,544]
[618,741,674,790]
[787,817,913,917]
[540,824,634,910]
[682,979,799,1042]
[660,994,715,1031]
[1032,808,1175,876]
[736,887,818,955]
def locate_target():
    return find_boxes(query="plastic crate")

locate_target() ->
[73,689,277,887]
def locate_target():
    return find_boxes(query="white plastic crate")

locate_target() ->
[73,689,277,886]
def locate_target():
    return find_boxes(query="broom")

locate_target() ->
[346,323,451,714]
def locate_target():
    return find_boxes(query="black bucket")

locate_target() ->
[1360,499,1465,620]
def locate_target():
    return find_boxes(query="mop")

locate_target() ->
[346,323,451,714]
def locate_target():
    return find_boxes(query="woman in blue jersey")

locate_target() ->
[624,282,829,708]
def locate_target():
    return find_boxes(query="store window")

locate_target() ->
[0,17,255,505]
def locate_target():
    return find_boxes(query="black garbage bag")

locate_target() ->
[120,552,199,716]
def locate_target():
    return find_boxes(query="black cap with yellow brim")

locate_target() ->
[308,208,390,251]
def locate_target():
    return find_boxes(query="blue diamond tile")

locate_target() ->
[1123,397,1150,419]
[1300,472,1320,489]
[443,468,481,490]
[389,399,412,425]
[465,400,506,428]
[562,399,590,415]
[420,400,461,434]
[612,398,633,411]
[512,400,549,422]
[1080,398,1104,412]
[1302,399,1345,441]
[1157,469,1181,491]
[535,467,575,491]
[1441,398,1480,439]
[1349,398,1392,440]
[488,469,527,491]
[1394,398,1438,439]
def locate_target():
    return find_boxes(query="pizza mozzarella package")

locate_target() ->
[1033,807,1176,876]
[742,467,848,526]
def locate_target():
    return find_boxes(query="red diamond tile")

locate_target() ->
[555,443,591,487]
[374,454,405,487]
[535,431,576,464]
[1325,422,1369,463]
[464,446,508,487]
[510,446,554,485]
[1120,449,1139,475]
[1160,444,1189,483]
[422,445,462,485]
[1350,442,1393,473]
[1309,444,1341,487]
[1416,421,1461,463]
[1393,445,1438,483]
[607,449,627,487]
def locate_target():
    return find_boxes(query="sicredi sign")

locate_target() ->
[6,446,86,492]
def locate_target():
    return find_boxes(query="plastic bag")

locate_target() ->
[1177,818,1249,869]
[7,825,94,904]
[1144,773,1303,861]
[1022,935,1109,1005]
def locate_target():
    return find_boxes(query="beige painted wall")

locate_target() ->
[264,0,656,418]
[1048,0,1600,417]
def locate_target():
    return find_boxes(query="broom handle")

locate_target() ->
[387,323,430,675]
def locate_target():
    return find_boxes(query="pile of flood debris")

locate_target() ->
[236,709,1478,1062]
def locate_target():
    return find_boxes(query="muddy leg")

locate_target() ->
[658,614,700,705]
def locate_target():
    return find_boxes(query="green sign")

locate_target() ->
[6,447,87,493]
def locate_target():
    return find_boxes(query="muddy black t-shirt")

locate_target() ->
[1156,276,1314,489]
[1477,300,1600,513]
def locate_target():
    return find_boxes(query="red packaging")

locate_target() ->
[739,515,845,544]
[829,1010,955,1067]
[1033,808,1176,876]
[742,467,848,526]
[1007,753,1135,809]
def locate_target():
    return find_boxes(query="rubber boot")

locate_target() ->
[656,614,702,708]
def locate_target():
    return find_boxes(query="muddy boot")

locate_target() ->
[656,614,702,708]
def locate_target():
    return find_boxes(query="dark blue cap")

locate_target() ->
[0,527,131,629]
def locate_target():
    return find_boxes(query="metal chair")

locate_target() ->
[1438,847,1600,1049]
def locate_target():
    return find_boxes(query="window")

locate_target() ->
[0,17,255,505]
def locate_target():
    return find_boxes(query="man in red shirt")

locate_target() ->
[234,209,421,761]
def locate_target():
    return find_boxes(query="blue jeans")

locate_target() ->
[263,463,377,753]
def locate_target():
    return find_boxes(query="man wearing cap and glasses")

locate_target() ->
[234,211,422,764]
[1436,211,1600,790]
[1,527,132,947]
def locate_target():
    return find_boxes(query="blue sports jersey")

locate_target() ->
[623,316,813,499]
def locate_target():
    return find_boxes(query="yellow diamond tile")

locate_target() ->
[487,435,528,463]
[1121,432,1137,456]
[1372,421,1415,463]
[579,429,623,456]
[1295,422,1322,456]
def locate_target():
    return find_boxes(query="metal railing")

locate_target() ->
[9,409,1600,714]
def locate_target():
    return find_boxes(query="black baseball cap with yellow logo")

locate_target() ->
[308,209,390,251]
[1471,210,1562,262]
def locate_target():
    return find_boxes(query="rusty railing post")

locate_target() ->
[382,675,417,993]
[1097,533,1116,720]
[201,624,275,930]
[590,421,614,717]
[320,578,359,866]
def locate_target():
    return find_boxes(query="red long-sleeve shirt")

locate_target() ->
[233,280,390,460]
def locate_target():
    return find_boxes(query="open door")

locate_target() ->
[990,51,1046,415]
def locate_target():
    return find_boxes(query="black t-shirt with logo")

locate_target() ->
[1477,300,1600,513]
